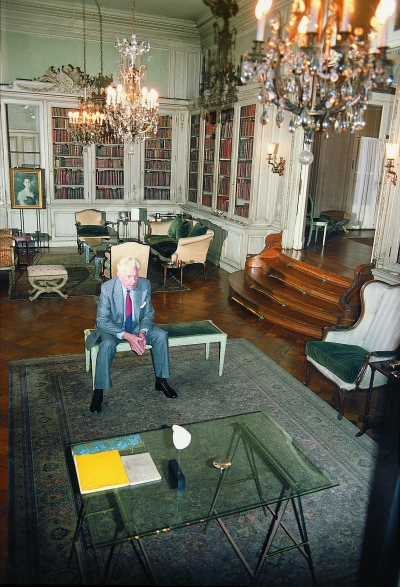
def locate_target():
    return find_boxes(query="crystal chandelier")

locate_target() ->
[241,0,396,145]
[104,0,159,143]
[68,0,106,148]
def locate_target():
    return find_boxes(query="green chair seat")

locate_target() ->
[305,341,368,384]
[77,225,109,237]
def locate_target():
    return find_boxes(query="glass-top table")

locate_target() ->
[67,411,338,585]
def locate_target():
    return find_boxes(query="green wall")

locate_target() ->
[2,31,170,97]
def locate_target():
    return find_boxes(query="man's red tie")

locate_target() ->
[125,291,133,333]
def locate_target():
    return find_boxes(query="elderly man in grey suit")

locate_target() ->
[86,255,178,413]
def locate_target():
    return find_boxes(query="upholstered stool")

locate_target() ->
[27,265,68,301]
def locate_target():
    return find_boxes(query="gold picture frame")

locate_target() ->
[10,169,43,209]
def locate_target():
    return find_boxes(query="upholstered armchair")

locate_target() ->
[75,209,116,254]
[303,280,400,424]
[102,241,150,280]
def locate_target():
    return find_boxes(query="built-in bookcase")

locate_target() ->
[217,107,234,213]
[95,135,124,200]
[235,103,256,218]
[188,113,200,204]
[52,107,84,200]
[202,110,217,208]
[144,115,172,200]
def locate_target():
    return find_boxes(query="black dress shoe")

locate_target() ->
[90,389,103,413]
[155,378,178,398]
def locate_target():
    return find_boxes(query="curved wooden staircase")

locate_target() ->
[229,234,375,339]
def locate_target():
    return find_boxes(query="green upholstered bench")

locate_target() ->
[84,320,227,389]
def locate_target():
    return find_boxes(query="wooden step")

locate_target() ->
[244,267,342,323]
[229,272,330,338]
[229,233,375,339]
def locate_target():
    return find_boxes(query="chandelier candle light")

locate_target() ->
[241,0,396,146]
[104,0,159,143]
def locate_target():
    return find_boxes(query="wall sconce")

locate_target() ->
[267,143,285,176]
[385,143,398,186]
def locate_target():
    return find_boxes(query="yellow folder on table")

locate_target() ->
[74,449,130,494]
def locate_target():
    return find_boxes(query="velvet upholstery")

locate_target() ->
[188,223,208,237]
[305,342,368,384]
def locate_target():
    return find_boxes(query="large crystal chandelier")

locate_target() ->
[241,0,396,145]
[104,0,159,143]
[68,0,106,148]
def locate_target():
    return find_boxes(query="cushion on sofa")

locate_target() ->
[306,341,368,383]
[167,216,190,240]
[77,225,109,237]
[188,223,208,237]
[144,234,176,246]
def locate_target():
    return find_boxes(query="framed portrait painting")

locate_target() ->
[10,169,43,209]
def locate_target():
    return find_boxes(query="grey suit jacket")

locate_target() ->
[86,277,154,350]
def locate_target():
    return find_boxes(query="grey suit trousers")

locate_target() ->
[94,323,170,390]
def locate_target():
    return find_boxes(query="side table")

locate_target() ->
[161,261,186,289]
[356,360,400,438]
[14,235,31,267]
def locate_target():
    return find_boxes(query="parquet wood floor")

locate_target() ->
[0,229,395,583]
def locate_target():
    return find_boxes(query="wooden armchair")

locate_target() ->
[304,280,400,428]
[102,241,150,280]
[0,234,18,296]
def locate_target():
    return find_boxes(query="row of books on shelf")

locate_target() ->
[204,137,215,149]
[238,140,254,159]
[156,116,172,128]
[235,203,250,217]
[203,163,214,175]
[144,149,171,159]
[55,187,85,199]
[144,188,171,200]
[54,169,84,184]
[205,123,216,134]
[54,143,83,156]
[217,199,229,213]
[145,160,171,170]
[237,161,253,177]
[236,180,252,199]
[218,177,231,192]
[96,145,124,157]
[239,118,255,137]
[96,188,124,199]
[190,124,200,135]
[72,438,161,494]
[190,137,199,148]
[188,191,197,203]
[241,104,256,117]
[53,129,73,142]
[54,157,83,168]
[189,161,199,172]
[96,170,124,185]
[219,160,231,175]
[220,120,234,138]
[202,194,212,207]
[144,171,171,186]
[204,150,215,162]
[189,176,198,189]
[203,176,213,191]
[52,117,70,129]
[145,139,172,149]
[219,140,232,159]
[96,158,124,169]
[190,149,199,161]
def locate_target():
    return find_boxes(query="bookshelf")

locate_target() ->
[217,107,234,213]
[188,113,200,204]
[144,115,172,201]
[235,103,256,218]
[95,135,124,200]
[52,107,85,200]
[202,110,217,209]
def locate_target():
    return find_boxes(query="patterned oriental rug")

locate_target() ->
[9,252,187,299]
[7,340,392,586]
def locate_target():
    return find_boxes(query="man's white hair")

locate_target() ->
[117,255,141,273]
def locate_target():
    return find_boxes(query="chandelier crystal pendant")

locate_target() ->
[241,0,396,144]
[104,0,159,144]
[68,0,106,148]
